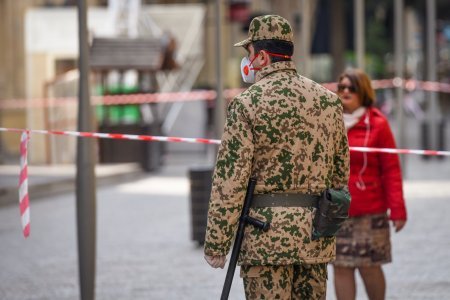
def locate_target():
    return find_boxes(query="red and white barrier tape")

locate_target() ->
[2,126,448,238]
[350,146,450,156]
[1,79,449,110]
[19,131,30,238]
[0,90,217,109]
[1,127,449,156]
[0,127,221,145]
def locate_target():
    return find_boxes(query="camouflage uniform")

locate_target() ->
[204,15,349,299]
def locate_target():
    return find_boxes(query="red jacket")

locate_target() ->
[347,107,407,220]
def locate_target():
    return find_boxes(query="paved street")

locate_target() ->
[0,154,244,300]
[1,151,450,299]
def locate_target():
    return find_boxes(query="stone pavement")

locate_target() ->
[0,162,144,207]
[0,152,450,299]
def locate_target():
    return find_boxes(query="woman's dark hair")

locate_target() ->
[252,39,294,63]
[338,68,376,107]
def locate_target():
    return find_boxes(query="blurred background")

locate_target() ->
[1,2,450,299]
[0,0,449,171]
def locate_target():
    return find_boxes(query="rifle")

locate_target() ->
[220,177,270,300]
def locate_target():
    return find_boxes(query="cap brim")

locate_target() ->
[233,38,251,47]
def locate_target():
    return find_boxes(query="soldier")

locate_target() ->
[204,15,350,299]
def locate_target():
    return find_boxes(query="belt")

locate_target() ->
[251,193,320,208]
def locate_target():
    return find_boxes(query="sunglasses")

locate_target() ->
[337,84,357,93]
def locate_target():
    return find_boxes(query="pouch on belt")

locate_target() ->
[312,188,351,240]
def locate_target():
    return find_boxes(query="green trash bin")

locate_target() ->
[122,105,140,124]
[108,105,122,124]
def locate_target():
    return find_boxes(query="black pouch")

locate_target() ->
[312,188,351,240]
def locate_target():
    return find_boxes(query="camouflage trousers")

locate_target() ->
[240,263,328,300]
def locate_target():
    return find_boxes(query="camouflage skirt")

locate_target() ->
[333,213,392,267]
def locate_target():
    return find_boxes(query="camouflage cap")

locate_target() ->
[234,15,293,48]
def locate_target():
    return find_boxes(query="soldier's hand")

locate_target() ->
[204,255,227,269]
[392,220,406,232]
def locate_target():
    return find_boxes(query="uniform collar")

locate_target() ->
[255,61,297,82]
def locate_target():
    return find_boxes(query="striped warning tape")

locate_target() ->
[3,126,447,238]
[0,127,221,145]
[0,79,449,109]
[1,127,449,156]
[350,146,450,157]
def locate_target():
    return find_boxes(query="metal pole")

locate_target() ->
[214,0,225,139]
[0,112,3,162]
[426,0,439,150]
[300,0,311,77]
[76,1,97,300]
[394,0,405,170]
[355,0,365,70]
[330,0,345,79]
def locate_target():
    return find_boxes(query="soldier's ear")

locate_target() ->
[259,50,271,66]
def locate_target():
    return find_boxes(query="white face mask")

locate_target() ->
[240,56,258,83]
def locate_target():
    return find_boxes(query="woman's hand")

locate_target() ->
[392,220,406,232]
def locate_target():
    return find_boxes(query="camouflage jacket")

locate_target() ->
[204,61,349,265]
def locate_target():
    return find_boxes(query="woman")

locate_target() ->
[333,69,407,300]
